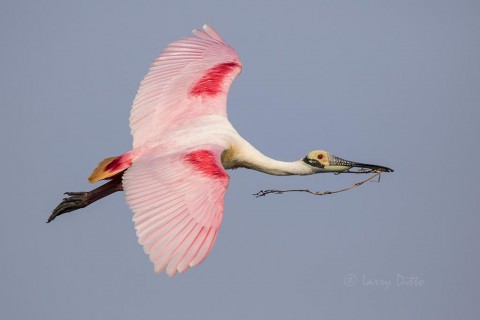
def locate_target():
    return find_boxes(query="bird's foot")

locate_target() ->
[47,192,89,223]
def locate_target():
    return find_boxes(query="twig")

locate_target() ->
[253,170,382,197]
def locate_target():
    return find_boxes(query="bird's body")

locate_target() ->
[49,25,392,276]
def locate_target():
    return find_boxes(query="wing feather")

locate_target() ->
[129,24,242,148]
[123,145,229,276]
[175,225,206,273]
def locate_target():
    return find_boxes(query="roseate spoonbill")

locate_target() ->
[48,25,393,276]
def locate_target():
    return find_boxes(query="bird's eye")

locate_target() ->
[317,154,324,160]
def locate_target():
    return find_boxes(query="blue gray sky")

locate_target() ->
[2,1,479,319]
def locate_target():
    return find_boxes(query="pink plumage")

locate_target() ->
[129,24,242,148]
[124,146,228,276]
[124,25,240,276]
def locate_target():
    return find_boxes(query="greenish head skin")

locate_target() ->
[302,150,394,173]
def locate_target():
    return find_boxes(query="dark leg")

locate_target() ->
[47,177,123,223]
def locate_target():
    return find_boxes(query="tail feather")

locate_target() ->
[88,151,134,184]
[88,157,118,183]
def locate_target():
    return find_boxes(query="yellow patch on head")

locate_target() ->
[306,150,331,167]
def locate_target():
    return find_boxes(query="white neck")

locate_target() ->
[228,141,316,176]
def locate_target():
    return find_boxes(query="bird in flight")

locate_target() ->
[48,25,393,276]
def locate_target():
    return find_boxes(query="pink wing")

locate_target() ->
[129,24,242,148]
[123,145,229,276]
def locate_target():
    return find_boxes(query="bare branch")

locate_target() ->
[253,170,383,197]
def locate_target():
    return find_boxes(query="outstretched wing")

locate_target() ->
[122,145,229,276]
[129,24,242,148]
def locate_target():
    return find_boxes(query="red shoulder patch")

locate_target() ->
[184,150,228,179]
[190,62,240,97]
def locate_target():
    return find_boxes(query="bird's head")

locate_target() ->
[302,150,393,173]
